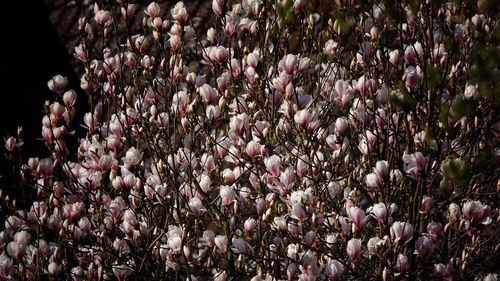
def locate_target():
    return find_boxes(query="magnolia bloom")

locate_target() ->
[368,203,388,224]
[145,2,160,18]
[389,49,400,66]
[264,155,281,177]
[0,253,13,279]
[296,155,309,178]
[204,46,229,65]
[325,259,344,279]
[415,235,433,258]
[346,238,362,260]
[215,235,228,252]
[335,117,349,135]
[245,140,261,159]
[47,75,68,94]
[402,152,426,180]
[219,185,235,205]
[243,218,257,233]
[367,237,382,257]
[47,262,61,277]
[37,158,54,178]
[242,0,261,15]
[188,197,205,217]
[294,108,318,131]
[94,10,111,26]
[292,202,307,221]
[396,254,409,274]
[229,113,249,135]
[390,221,413,244]
[199,83,219,105]
[122,147,143,167]
[6,242,25,260]
[212,0,223,17]
[324,39,338,55]
[403,65,423,92]
[5,137,21,152]
[464,82,479,99]
[347,206,366,231]
[171,1,188,22]
[231,238,249,254]
[366,173,383,191]
[462,200,492,225]
[420,196,434,214]
[404,41,423,64]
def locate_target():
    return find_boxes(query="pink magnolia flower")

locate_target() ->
[273,216,287,231]
[324,39,338,55]
[287,263,298,280]
[448,203,461,224]
[244,218,257,233]
[390,221,413,244]
[369,202,388,224]
[296,155,309,178]
[403,65,423,92]
[280,166,296,190]
[294,108,318,130]
[201,153,215,173]
[94,10,111,26]
[292,202,307,221]
[404,42,423,64]
[37,158,54,178]
[5,137,21,152]
[203,230,215,247]
[188,197,205,217]
[347,206,366,231]
[215,235,228,252]
[245,140,261,159]
[169,35,182,52]
[168,235,182,253]
[229,113,248,135]
[415,235,433,258]
[462,200,492,225]
[212,0,223,17]
[346,238,362,260]
[325,259,344,279]
[367,237,382,257]
[374,160,389,180]
[402,152,426,180]
[264,155,281,177]
[6,241,25,260]
[420,196,434,214]
[396,254,409,274]
[48,262,61,277]
[63,90,77,107]
[204,46,229,65]
[231,238,249,254]
[335,117,349,135]
[242,0,261,16]
[122,147,143,167]
[0,253,13,279]
[145,2,160,18]
[47,75,68,94]
[366,173,383,191]
[171,1,188,22]
[219,185,235,205]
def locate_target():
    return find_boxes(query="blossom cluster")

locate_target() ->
[1,0,499,280]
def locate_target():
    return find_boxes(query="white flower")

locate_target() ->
[122,147,143,167]
[171,1,188,22]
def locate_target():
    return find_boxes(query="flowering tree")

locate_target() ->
[1,0,499,280]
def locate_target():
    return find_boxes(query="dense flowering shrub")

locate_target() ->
[1,0,500,280]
